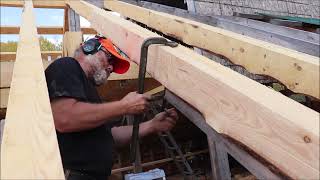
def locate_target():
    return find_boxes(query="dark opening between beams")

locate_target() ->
[143,0,187,9]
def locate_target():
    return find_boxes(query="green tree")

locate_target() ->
[0,41,18,52]
[39,36,62,51]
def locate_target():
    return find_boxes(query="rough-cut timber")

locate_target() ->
[0,61,52,88]
[0,60,148,88]
[0,89,9,109]
[0,26,96,34]
[125,1,320,57]
[0,0,65,8]
[104,0,320,99]
[0,0,64,179]
[63,31,83,57]
[0,51,62,61]
[67,1,319,179]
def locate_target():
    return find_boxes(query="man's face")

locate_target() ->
[86,49,114,86]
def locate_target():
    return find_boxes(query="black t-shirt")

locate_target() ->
[45,57,113,177]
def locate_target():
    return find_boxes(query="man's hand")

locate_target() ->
[121,92,151,115]
[148,108,178,133]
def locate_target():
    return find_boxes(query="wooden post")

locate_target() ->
[0,0,64,178]
[68,8,81,32]
[207,135,231,180]
[164,90,283,180]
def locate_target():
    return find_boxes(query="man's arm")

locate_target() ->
[112,108,178,147]
[51,92,150,133]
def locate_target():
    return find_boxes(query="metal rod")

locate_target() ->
[130,37,178,173]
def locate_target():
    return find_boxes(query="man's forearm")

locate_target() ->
[52,99,127,132]
[112,121,154,147]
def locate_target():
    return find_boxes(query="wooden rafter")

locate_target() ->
[66,1,319,179]
[104,0,320,99]
[0,26,96,34]
[0,60,149,89]
[0,51,63,61]
[0,0,64,178]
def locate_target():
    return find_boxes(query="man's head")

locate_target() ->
[76,35,130,85]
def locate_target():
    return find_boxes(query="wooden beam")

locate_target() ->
[67,1,319,179]
[0,0,64,179]
[0,60,148,88]
[0,51,62,61]
[111,149,208,174]
[63,31,83,57]
[164,90,283,180]
[104,0,320,99]
[68,8,81,32]
[0,0,65,8]
[0,89,9,109]
[0,61,53,88]
[130,1,320,57]
[63,7,69,33]
[0,26,96,34]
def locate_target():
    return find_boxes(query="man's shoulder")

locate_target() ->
[49,57,78,68]
[46,57,81,73]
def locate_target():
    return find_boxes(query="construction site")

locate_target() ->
[0,0,319,179]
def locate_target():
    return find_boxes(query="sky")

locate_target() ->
[0,6,91,44]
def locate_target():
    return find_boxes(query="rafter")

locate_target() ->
[66,1,319,179]
[0,1,64,178]
[0,26,96,34]
[104,0,320,99]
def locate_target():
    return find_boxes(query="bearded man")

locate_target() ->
[45,36,178,180]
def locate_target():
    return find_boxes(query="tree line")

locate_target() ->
[0,36,62,52]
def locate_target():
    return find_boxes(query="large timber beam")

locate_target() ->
[0,26,96,34]
[0,0,64,179]
[125,1,320,57]
[67,1,319,179]
[104,0,320,99]
[0,60,148,89]
[0,0,65,8]
[0,51,62,61]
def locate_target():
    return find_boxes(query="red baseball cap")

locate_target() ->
[98,38,130,74]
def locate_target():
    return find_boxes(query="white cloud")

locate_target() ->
[80,16,91,27]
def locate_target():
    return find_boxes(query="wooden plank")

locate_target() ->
[0,60,148,88]
[144,86,164,96]
[129,1,320,57]
[104,0,320,99]
[207,135,231,180]
[68,8,81,32]
[0,26,96,34]
[0,0,64,179]
[63,31,83,57]
[63,7,69,33]
[0,89,9,109]
[0,0,65,8]
[111,149,208,174]
[165,90,283,180]
[0,61,53,88]
[0,51,62,61]
[67,1,319,179]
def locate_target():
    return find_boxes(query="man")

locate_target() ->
[45,35,178,180]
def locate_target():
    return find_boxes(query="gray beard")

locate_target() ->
[93,69,108,86]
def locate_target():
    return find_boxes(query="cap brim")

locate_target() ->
[111,53,130,74]
[100,38,130,74]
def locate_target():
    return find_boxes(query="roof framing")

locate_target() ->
[67,1,319,179]
[0,0,64,178]
[0,0,65,8]
[104,0,320,99]
[0,26,96,34]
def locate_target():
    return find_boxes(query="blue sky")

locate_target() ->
[0,6,91,44]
